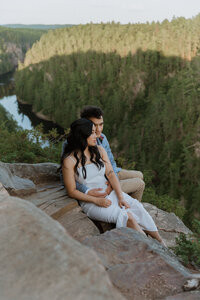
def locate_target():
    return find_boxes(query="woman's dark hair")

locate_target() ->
[80,106,103,119]
[61,118,104,178]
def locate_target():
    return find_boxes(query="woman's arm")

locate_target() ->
[62,157,111,208]
[99,146,130,209]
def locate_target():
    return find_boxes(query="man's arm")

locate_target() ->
[76,181,89,194]
[101,134,120,176]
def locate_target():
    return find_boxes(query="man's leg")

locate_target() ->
[118,169,143,180]
[118,169,145,201]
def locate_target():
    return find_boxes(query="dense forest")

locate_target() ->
[0,26,45,75]
[15,16,200,226]
[2,24,74,30]
[0,103,62,164]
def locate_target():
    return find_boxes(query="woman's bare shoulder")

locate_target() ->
[63,155,76,168]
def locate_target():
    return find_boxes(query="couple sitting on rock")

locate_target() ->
[61,106,166,246]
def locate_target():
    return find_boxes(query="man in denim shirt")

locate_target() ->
[62,106,145,201]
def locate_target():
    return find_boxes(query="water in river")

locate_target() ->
[0,72,64,134]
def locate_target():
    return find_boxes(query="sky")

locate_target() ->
[1,0,200,25]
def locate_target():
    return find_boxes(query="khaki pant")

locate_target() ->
[118,169,145,202]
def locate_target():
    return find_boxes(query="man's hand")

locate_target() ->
[95,198,112,208]
[118,199,130,209]
[105,181,113,195]
[88,188,107,198]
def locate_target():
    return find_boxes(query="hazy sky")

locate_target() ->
[1,0,200,25]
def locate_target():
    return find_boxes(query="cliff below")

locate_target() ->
[0,27,45,75]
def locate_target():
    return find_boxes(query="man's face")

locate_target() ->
[88,116,104,138]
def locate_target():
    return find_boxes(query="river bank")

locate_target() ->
[17,97,55,122]
[0,73,64,134]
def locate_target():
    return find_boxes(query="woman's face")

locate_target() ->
[87,125,97,146]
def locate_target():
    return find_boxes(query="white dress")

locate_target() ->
[76,163,158,232]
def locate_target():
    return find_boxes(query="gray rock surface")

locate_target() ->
[58,206,100,242]
[6,162,60,183]
[22,181,99,241]
[5,42,24,67]
[83,227,195,300]
[0,161,36,196]
[143,203,192,247]
[0,194,125,300]
[0,182,9,196]
[164,290,200,300]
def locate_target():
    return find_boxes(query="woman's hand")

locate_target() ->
[95,198,112,208]
[118,198,130,209]
[105,181,113,195]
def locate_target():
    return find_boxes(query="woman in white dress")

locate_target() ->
[61,118,166,246]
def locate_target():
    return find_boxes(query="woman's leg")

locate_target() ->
[127,212,146,235]
[124,196,167,247]
[125,196,158,232]
[144,230,167,247]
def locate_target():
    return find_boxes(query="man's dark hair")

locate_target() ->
[80,106,103,119]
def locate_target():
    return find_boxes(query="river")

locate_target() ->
[0,72,64,134]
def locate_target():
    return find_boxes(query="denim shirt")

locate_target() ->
[96,133,121,175]
[61,133,121,193]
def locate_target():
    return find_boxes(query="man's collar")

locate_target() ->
[99,135,104,140]
[98,135,104,143]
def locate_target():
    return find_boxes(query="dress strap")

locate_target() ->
[68,156,76,164]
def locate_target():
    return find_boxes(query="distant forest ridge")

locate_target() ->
[19,14,200,70]
[0,24,75,30]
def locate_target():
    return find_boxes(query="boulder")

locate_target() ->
[5,162,60,184]
[0,161,60,196]
[57,206,99,242]
[164,290,200,299]
[143,203,192,247]
[83,227,197,300]
[0,194,125,300]
[0,161,36,196]
[22,181,99,241]
[0,182,9,196]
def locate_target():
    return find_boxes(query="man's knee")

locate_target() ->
[136,171,144,180]
[119,177,145,196]
[138,178,145,191]
[124,169,144,180]
[129,178,145,202]
[132,178,145,192]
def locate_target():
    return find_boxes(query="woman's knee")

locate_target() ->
[127,212,137,225]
